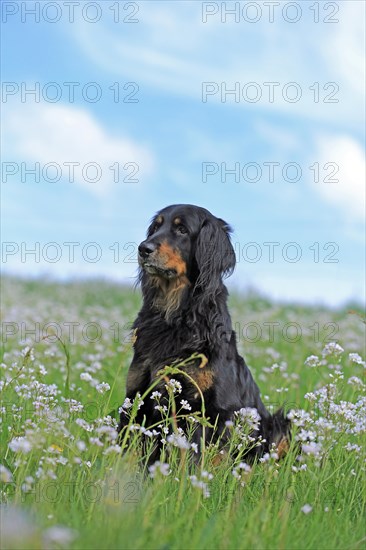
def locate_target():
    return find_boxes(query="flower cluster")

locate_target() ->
[189,471,213,498]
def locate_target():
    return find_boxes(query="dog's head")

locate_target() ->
[138,205,236,315]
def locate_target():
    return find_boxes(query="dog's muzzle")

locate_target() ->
[138,241,178,279]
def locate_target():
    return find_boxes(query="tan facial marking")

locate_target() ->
[148,240,188,318]
[173,217,181,225]
[159,241,186,275]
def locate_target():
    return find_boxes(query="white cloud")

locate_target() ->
[3,103,155,196]
[71,1,364,125]
[313,135,365,222]
[323,1,365,97]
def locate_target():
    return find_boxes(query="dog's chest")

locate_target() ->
[134,318,201,361]
[134,320,215,394]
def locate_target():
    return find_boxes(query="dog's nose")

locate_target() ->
[138,242,157,258]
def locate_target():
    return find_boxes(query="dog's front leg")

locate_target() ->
[117,357,151,433]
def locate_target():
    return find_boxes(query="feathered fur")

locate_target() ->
[118,204,290,461]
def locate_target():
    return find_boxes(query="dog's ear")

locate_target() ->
[194,215,236,293]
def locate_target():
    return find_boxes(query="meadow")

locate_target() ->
[1,276,365,550]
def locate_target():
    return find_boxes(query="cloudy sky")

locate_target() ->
[2,1,365,305]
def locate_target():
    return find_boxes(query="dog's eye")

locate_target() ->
[176,224,188,235]
[150,223,160,234]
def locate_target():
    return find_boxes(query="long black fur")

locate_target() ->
[118,204,290,461]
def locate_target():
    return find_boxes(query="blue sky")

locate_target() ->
[1,1,365,305]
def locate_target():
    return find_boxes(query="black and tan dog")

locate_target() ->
[118,204,290,460]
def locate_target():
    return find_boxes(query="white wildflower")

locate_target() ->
[89,437,103,447]
[304,355,320,367]
[103,445,121,454]
[21,346,34,360]
[180,399,192,411]
[189,475,211,498]
[96,426,118,441]
[165,379,182,394]
[9,437,32,454]
[21,476,35,492]
[232,462,251,485]
[76,440,86,452]
[64,399,83,413]
[349,353,365,366]
[344,443,361,453]
[154,404,168,413]
[322,342,344,358]
[191,442,198,454]
[287,409,313,427]
[301,504,313,514]
[96,382,110,394]
[348,376,365,388]
[304,392,316,401]
[0,465,13,483]
[167,433,190,450]
[39,364,47,376]
[43,526,77,548]
[302,442,322,456]
[148,461,170,478]
[150,391,162,400]
[235,407,261,431]
[75,418,93,432]
[120,397,133,411]
[296,429,317,442]
[259,453,270,463]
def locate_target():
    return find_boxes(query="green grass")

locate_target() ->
[1,276,365,550]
